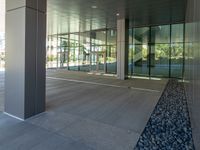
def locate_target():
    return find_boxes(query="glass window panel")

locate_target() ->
[80,32,90,45]
[91,31,106,45]
[69,46,79,71]
[107,29,117,74]
[69,33,79,71]
[171,43,184,78]
[90,46,106,72]
[90,51,97,71]
[79,47,90,72]
[107,45,117,74]
[129,24,185,79]
[184,42,193,79]
[79,32,91,72]
[133,27,149,44]
[58,35,69,68]
[59,35,69,47]
[132,44,149,76]
[185,22,194,43]
[151,25,170,43]
[46,36,58,68]
[59,36,69,68]
[46,29,118,74]
[171,24,184,43]
[70,34,79,47]
[98,46,106,72]
[150,44,170,77]
[107,29,117,45]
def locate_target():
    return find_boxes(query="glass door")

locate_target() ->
[90,46,106,73]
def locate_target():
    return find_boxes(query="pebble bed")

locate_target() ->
[134,79,195,150]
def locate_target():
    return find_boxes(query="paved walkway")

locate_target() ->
[0,70,168,150]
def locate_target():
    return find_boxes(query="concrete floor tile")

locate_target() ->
[30,134,75,150]
[27,111,78,132]
[0,123,52,149]
[58,117,139,150]
[58,140,95,150]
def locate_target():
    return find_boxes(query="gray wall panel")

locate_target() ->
[185,0,200,148]
[5,8,26,119]
[6,0,26,11]
[35,11,46,115]
[24,7,37,118]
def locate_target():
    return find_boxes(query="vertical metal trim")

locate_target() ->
[169,24,172,78]
[78,24,81,71]
[67,34,70,70]
[115,29,117,74]
[56,33,59,69]
[34,3,39,116]
[105,29,108,73]
[182,23,186,79]
[89,31,92,72]
[149,26,151,77]
[131,28,134,77]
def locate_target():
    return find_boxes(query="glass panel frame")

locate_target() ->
[129,23,185,79]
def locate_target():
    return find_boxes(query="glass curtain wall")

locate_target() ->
[129,23,184,78]
[46,24,184,78]
[46,29,117,74]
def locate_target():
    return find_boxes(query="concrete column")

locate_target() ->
[5,0,47,120]
[117,19,129,80]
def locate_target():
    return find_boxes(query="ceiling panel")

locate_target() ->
[47,0,187,35]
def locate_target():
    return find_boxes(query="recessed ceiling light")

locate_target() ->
[91,6,97,9]
[116,13,120,16]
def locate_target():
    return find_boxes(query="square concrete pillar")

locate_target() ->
[5,0,47,120]
[117,19,129,80]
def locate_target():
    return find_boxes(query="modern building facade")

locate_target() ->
[1,0,200,149]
